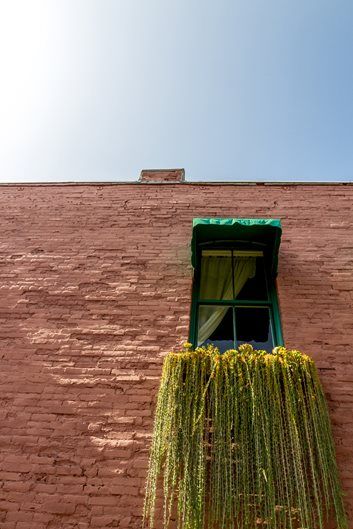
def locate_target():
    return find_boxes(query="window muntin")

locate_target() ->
[191,247,283,352]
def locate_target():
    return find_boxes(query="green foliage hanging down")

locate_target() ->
[143,344,347,529]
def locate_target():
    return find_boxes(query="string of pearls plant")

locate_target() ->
[143,344,347,529]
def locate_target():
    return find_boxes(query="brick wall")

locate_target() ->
[0,182,352,528]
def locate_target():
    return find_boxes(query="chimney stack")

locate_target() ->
[139,169,185,183]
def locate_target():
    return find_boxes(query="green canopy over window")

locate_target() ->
[191,218,282,275]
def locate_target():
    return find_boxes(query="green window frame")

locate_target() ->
[189,239,284,352]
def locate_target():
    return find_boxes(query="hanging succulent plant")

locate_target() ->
[143,344,347,529]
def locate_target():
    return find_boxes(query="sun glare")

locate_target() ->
[0,1,67,170]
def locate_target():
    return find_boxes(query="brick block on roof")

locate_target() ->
[139,168,185,183]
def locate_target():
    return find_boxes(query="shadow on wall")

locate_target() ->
[0,292,169,529]
[0,223,351,528]
[0,188,193,528]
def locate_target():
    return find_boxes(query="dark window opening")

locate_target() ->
[237,257,267,300]
[235,307,273,351]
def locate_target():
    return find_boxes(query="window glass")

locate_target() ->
[198,305,234,353]
[236,257,268,300]
[199,252,232,300]
[192,247,282,352]
[235,307,273,351]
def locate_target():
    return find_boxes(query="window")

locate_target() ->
[189,219,283,352]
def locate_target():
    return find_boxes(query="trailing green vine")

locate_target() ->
[143,344,347,529]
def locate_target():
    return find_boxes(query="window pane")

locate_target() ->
[235,307,273,351]
[199,252,233,300]
[198,305,234,353]
[235,257,268,300]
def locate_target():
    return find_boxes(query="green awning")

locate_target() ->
[191,218,282,275]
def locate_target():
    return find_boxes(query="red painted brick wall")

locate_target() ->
[0,182,352,528]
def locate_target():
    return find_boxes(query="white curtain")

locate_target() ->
[198,257,256,345]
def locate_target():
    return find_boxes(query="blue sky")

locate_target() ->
[0,0,352,182]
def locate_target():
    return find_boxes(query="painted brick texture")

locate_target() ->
[0,182,352,528]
